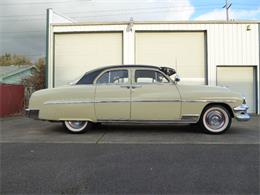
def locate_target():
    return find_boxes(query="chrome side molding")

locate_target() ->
[182,99,236,103]
[44,100,93,104]
[44,99,236,105]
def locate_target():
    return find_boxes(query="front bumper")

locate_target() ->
[233,104,250,121]
[25,109,39,119]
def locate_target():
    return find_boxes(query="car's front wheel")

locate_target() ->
[63,121,91,134]
[200,105,232,134]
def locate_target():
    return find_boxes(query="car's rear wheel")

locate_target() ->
[63,121,91,134]
[200,105,232,134]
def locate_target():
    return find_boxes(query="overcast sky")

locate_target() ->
[0,0,259,62]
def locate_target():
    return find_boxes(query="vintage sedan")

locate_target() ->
[26,65,250,134]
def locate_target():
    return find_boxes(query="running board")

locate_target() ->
[97,115,200,125]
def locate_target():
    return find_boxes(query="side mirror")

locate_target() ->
[175,75,180,83]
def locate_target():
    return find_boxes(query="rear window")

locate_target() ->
[76,69,104,85]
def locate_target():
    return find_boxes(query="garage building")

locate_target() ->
[47,10,259,114]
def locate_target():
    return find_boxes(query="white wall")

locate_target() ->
[48,21,260,113]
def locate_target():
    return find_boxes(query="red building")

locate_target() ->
[0,84,24,117]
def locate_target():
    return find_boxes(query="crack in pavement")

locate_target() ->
[95,132,106,144]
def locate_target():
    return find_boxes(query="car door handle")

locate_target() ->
[120,85,131,89]
[132,85,142,89]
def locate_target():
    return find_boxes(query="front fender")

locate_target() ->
[177,84,243,117]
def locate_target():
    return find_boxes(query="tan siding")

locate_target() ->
[217,66,256,113]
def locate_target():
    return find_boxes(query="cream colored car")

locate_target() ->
[26,65,250,134]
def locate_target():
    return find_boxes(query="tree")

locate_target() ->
[21,57,45,106]
[0,53,32,66]
[22,57,45,90]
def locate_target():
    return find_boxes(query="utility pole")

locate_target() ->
[223,0,232,21]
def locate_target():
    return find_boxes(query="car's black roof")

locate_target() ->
[95,64,160,71]
[76,65,161,85]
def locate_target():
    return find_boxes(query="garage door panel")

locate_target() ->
[135,32,205,85]
[54,65,86,85]
[217,66,256,113]
[54,33,122,87]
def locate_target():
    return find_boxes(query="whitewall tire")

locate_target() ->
[200,105,232,134]
[64,121,90,134]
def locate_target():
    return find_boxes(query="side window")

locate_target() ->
[96,70,129,84]
[135,70,169,84]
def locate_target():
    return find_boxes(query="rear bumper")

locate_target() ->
[25,109,39,119]
[233,104,250,121]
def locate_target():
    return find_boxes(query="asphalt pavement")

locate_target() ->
[0,116,259,194]
[1,116,260,144]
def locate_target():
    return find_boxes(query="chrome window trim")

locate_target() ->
[94,68,130,85]
[133,68,172,85]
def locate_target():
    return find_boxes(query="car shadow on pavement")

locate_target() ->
[49,122,202,134]
[1,117,259,144]
[48,121,258,137]
[96,124,202,133]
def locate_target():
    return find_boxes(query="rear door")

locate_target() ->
[131,69,181,120]
[94,69,131,120]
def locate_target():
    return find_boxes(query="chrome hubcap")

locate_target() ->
[205,110,225,130]
[68,121,87,129]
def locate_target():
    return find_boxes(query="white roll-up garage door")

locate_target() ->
[54,32,123,87]
[217,66,256,113]
[135,32,206,85]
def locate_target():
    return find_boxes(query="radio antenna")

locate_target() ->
[223,0,232,21]
[175,57,178,72]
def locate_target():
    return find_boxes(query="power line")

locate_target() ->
[63,3,222,14]
[0,4,221,21]
[0,51,45,56]
[0,2,257,18]
[0,3,258,22]
[0,14,45,18]
[0,17,45,21]
[67,6,223,19]
[0,0,89,6]
[0,31,44,34]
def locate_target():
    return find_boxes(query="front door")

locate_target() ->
[131,69,181,120]
[95,69,131,120]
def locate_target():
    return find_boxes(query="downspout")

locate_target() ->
[258,23,260,114]
[45,8,51,88]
